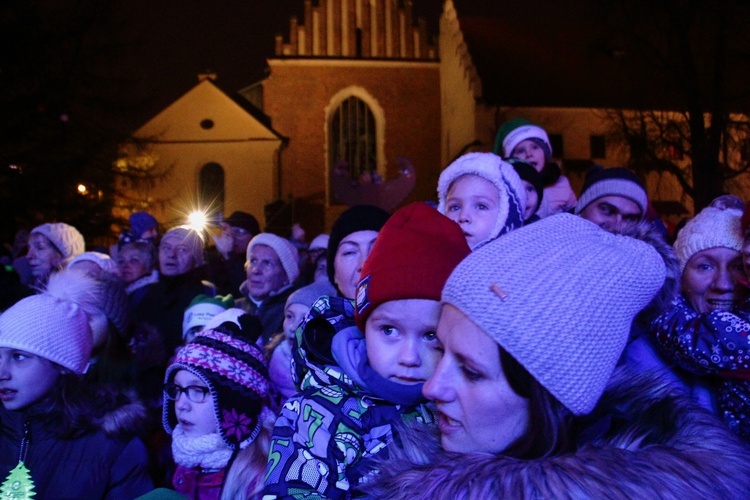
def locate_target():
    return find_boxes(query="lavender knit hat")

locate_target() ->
[437,153,526,249]
[674,206,743,271]
[246,233,300,285]
[441,214,666,415]
[31,223,85,264]
[0,271,95,374]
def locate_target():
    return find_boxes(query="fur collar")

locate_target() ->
[364,367,750,498]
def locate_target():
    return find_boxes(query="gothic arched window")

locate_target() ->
[329,96,377,180]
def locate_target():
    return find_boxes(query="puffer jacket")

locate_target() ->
[262,295,433,499]
[0,388,153,499]
[363,367,750,499]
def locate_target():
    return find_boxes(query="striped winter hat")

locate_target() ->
[163,315,271,449]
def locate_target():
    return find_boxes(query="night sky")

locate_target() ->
[117,1,443,127]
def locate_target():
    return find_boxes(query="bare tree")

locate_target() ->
[598,0,750,211]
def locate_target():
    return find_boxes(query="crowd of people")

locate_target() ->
[1,118,750,498]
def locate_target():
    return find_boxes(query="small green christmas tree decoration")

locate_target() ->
[1,461,35,499]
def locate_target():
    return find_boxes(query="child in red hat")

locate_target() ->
[263,202,471,498]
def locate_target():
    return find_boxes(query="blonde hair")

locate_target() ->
[220,413,274,500]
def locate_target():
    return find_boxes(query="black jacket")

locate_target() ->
[0,391,153,499]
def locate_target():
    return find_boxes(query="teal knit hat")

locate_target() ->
[493,118,552,161]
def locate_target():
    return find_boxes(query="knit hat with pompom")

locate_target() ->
[0,270,95,374]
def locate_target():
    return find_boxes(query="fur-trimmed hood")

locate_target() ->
[363,367,750,498]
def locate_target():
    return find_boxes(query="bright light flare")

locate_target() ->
[77,184,88,195]
[187,210,208,232]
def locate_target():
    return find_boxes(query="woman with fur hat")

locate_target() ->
[0,270,153,498]
[650,203,750,438]
[162,314,275,499]
[437,152,526,250]
[366,214,750,498]
[26,222,85,288]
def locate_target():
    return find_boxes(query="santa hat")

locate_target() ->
[163,315,271,449]
[442,214,665,415]
[182,294,235,339]
[494,118,553,160]
[354,202,471,331]
[31,223,85,264]
[437,152,526,249]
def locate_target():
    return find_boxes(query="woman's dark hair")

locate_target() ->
[31,369,138,440]
[498,347,575,459]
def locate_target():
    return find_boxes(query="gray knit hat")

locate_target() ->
[247,233,300,284]
[442,213,666,415]
[674,206,743,271]
[437,153,526,250]
[574,166,648,217]
[285,281,336,310]
[31,223,85,264]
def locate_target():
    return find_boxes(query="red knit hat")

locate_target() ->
[354,202,471,331]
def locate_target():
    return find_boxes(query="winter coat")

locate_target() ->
[172,465,226,500]
[0,389,153,499]
[237,283,295,346]
[262,295,434,499]
[537,175,576,218]
[364,368,750,499]
[651,294,750,438]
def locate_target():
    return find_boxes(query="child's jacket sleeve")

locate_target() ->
[262,390,368,499]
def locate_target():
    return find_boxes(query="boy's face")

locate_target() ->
[364,299,442,385]
[511,139,546,171]
[522,181,539,220]
[445,175,500,249]
[283,303,310,339]
[0,347,60,411]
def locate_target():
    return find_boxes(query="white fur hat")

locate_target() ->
[437,152,526,250]
[442,214,666,415]
[309,234,330,251]
[0,270,96,374]
[68,251,118,275]
[247,233,300,284]
[31,223,85,263]
[674,206,743,271]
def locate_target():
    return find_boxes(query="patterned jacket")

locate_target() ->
[651,294,750,438]
[262,295,433,499]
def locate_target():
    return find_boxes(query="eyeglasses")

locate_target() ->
[163,383,210,403]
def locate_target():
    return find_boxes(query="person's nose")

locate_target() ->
[398,338,421,367]
[422,358,453,403]
[713,266,736,293]
[174,391,191,412]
